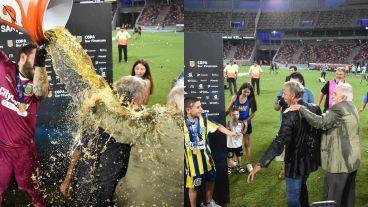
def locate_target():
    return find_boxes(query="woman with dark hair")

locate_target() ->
[226,82,257,172]
[131,59,154,105]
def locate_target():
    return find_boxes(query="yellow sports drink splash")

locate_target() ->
[0,0,73,45]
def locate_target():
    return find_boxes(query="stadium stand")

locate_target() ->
[355,42,368,62]
[164,1,184,25]
[234,44,255,60]
[138,3,163,26]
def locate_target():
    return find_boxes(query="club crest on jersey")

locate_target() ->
[200,126,206,135]
[194,178,202,187]
[24,84,33,96]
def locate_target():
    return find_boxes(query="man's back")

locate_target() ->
[320,101,360,173]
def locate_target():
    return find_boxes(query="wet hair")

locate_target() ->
[184,97,200,110]
[131,59,154,94]
[289,72,306,86]
[17,44,37,63]
[236,82,257,113]
[113,76,146,105]
[284,81,304,99]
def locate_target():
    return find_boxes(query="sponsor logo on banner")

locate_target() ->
[76,36,83,43]
[7,40,13,48]
[198,84,203,89]
[187,79,197,83]
[189,61,195,68]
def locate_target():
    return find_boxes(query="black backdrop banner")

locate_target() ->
[184,32,229,205]
[0,3,112,127]
[0,3,113,190]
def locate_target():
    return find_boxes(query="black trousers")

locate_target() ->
[321,72,326,79]
[74,131,131,207]
[251,78,260,95]
[324,170,357,207]
[118,45,128,62]
[227,78,237,95]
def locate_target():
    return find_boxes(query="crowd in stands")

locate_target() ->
[138,4,162,26]
[297,44,353,64]
[258,8,366,30]
[355,43,368,62]
[186,7,368,34]
[164,1,184,25]
[223,44,231,59]
[234,45,254,60]
[185,10,257,35]
[274,43,300,64]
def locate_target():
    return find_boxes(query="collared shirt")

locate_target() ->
[116,30,131,45]
[249,65,263,79]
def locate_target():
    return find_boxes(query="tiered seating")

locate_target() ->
[138,4,162,26]
[354,43,368,62]
[234,44,254,60]
[274,43,300,64]
[297,44,353,64]
[164,1,184,25]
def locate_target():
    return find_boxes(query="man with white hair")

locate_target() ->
[289,83,360,207]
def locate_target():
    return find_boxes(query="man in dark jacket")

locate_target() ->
[248,81,322,207]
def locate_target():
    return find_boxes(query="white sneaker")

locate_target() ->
[246,164,253,173]
[232,161,238,167]
[207,200,221,207]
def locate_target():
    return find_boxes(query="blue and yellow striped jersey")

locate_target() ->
[184,113,219,177]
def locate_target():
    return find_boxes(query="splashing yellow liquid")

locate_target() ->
[44,27,183,206]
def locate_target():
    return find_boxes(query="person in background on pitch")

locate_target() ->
[248,61,263,95]
[185,97,237,207]
[225,83,257,173]
[321,64,328,80]
[131,59,154,105]
[316,67,346,112]
[0,43,49,207]
[285,65,297,82]
[224,59,238,96]
[116,25,131,63]
[358,91,368,113]
[226,107,246,174]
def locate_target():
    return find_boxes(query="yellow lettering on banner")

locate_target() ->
[0,0,23,26]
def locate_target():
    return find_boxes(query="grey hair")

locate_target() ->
[113,76,146,102]
[284,81,304,99]
[167,80,184,111]
[336,82,353,101]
